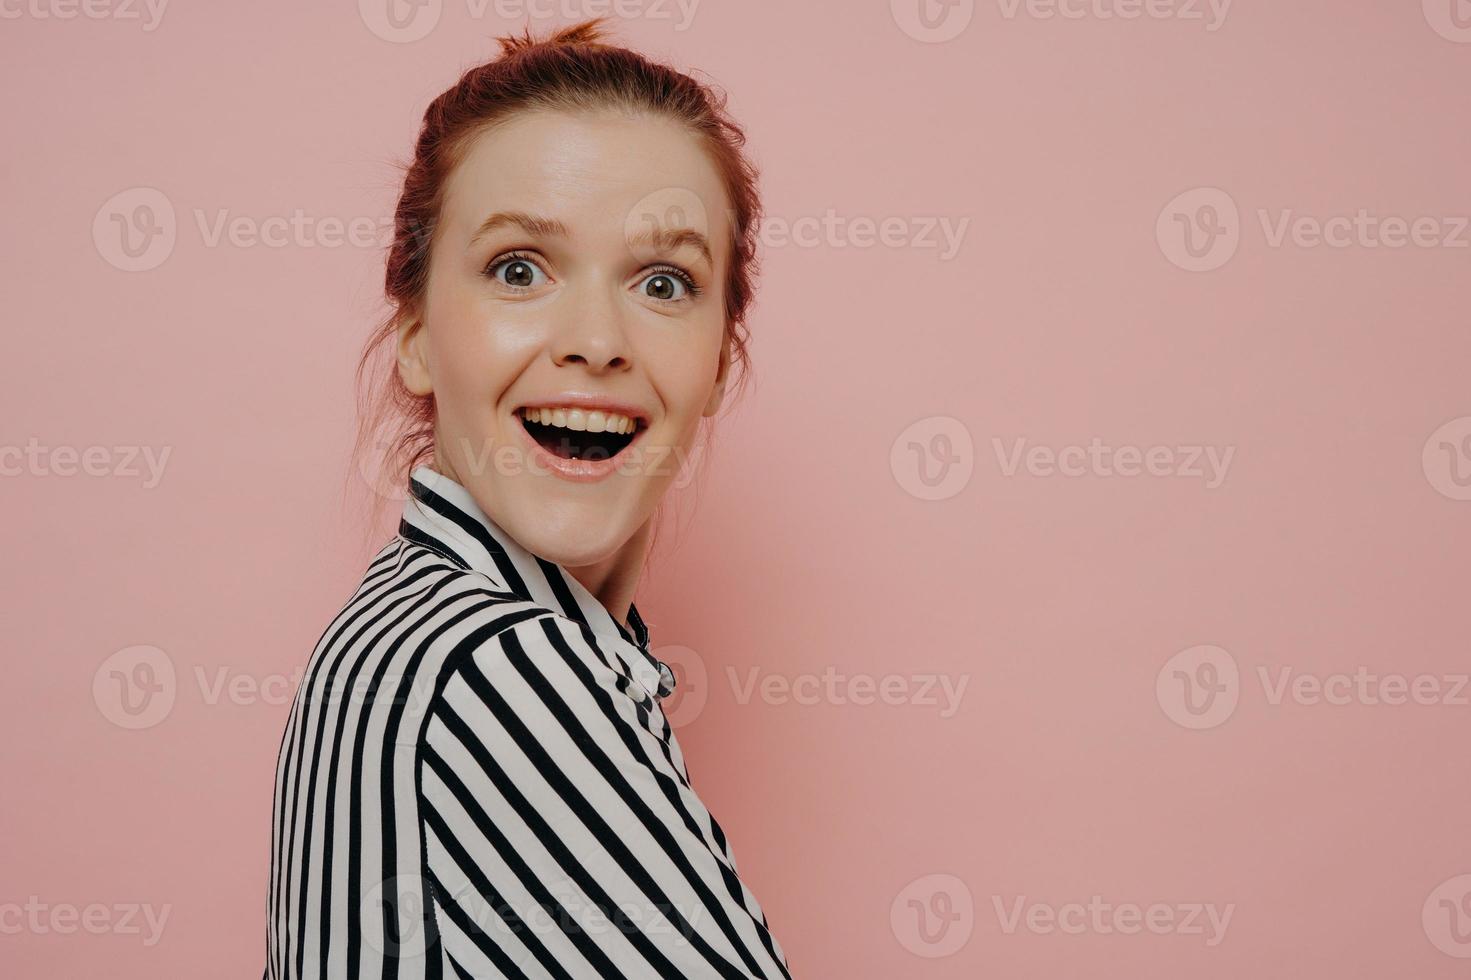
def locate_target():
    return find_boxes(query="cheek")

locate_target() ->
[424,285,527,416]
[649,320,724,420]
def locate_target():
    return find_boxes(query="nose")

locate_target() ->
[549,280,633,374]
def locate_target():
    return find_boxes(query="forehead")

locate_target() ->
[439,108,730,264]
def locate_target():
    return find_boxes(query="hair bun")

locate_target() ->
[496,17,611,57]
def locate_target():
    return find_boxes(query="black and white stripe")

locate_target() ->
[266,465,792,978]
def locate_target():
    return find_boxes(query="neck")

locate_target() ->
[565,516,652,631]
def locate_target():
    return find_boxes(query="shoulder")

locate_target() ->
[425,611,663,736]
[317,539,555,714]
[434,611,630,696]
[339,541,531,645]
[379,540,661,723]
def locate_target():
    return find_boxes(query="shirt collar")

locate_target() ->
[399,464,675,701]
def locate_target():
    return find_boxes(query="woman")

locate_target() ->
[265,20,793,979]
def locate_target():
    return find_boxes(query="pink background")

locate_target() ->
[3,1,1470,977]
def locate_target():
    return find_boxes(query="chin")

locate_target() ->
[499,490,642,568]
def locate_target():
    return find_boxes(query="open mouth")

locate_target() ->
[515,407,646,461]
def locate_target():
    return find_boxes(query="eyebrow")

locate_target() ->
[626,224,714,268]
[471,209,714,267]
[469,210,570,246]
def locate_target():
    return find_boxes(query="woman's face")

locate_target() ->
[396,108,732,568]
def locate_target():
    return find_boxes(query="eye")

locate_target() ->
[484,251,549,291]
[637,266,701,303]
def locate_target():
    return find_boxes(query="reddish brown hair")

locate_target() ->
[354,17,763,508]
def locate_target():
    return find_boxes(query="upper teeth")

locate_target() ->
[521,407,638,434]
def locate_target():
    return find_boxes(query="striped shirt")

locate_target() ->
[266,465,793,979]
